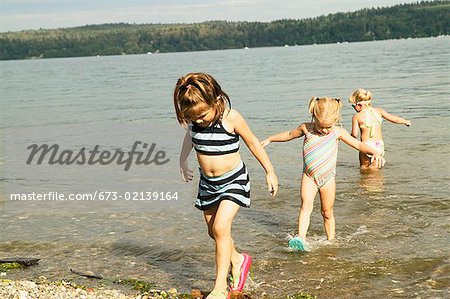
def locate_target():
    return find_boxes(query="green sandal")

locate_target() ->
[228,271,240,290]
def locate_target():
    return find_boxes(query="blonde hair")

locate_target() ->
[173,73,231,125]
[308,97,342,124]
[349,88,372,104]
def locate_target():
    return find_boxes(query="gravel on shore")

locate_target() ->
[0,279,182,299]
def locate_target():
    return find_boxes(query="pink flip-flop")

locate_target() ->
[232,253,252,292]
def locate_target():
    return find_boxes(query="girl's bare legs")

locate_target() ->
[318,177,336,240]
[298,174,319,242]
[204,200,241,294]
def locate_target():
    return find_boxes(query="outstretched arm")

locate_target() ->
[378,108,411,126]
[179,130,194,182]
[261,124,305,147]
[337,127,385,168]
[231,110,278,196]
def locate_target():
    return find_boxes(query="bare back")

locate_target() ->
[353,106,384,142]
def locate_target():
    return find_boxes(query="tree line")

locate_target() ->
[0,1,449,60]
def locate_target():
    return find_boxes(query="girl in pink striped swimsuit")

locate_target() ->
[262,97,385,251]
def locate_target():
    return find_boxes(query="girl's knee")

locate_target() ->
[211,221,231,239]
[300,200,314,212]
[321,208,334,220]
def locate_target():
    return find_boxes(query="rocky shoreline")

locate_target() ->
[0,258,194,299]
[0,278,192,299]
[0,261,315,298]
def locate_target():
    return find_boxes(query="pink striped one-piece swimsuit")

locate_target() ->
[302,129,339,188]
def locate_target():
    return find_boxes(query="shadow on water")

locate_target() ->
[111,240,195,285]
[106,201,298,291]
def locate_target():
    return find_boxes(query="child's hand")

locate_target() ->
[180,163,193,182]
[261,139,271,147]
[404,120,411,127]
[266,172,278,197]
[370,155,386,168]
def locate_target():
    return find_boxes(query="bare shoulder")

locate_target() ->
[299,123,308,130]
[222,108,245,132]
[223,108,246,122]
[352,112,361,121]
[373,107,386,114]
[334,126,348,138]
[302,122,314,133]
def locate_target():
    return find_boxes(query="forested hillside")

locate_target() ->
[0,1,449,60]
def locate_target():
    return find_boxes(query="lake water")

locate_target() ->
[1,37,449,298]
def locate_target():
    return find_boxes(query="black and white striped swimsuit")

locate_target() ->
[189,121,250,211]
[196,160,251,210]
[189,121,240,155]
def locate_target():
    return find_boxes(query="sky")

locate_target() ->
[0,0,421,32]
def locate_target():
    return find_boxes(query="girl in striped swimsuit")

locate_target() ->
[174,73,278,298]
[262,97,385,251]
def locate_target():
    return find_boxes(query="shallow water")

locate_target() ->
[1,37,449,298]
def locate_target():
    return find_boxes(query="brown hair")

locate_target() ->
[173,73,231,125]
[308,97,342,124]
[349,88,373,104]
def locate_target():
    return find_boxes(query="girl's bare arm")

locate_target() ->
[179,130,194,182]
[337,127,385,168]
[378,108,411,126]
[230,109,278,196]
[351,114,360,138]
[261,123,305,147]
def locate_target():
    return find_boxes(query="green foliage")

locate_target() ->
[0,262,22,270]
[113,278,156,294]
[0,1,449,60]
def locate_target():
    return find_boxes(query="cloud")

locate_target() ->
[0,0,264,31]
[0,0,421,32]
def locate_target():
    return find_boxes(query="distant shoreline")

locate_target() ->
[5,35,448,62]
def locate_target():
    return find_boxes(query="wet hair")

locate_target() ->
[173,73,231,125]
[308,97,342,125]
[349,88,373,105]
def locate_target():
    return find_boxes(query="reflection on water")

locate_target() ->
[359,168,385,193]
[1,37,449,298]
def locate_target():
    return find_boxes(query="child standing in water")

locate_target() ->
[174,73,278,298]
[262,97,385,251]
[349,89,411,169]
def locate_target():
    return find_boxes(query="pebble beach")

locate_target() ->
[0,279,181,299]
